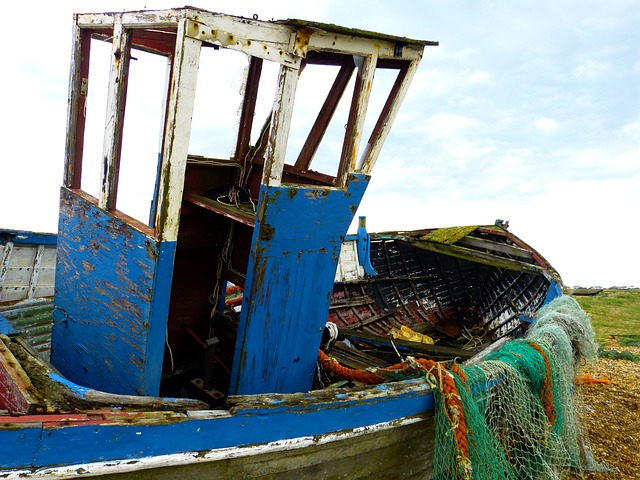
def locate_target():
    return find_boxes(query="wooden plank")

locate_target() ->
[335,239,364,282]
[262,64,299,187]
[358,59,420,174]
[0,242,13,301]
[64,25,91,189]
[2,268,33,285]
[183,193,255,227]
[295,61,355,170]
[4,245,36,267]
[99,18,131,211]
[457,235,533,260]
[52,189,176,396]
[155,20,201,242]
[291,27,425,61]
[27,245,45,300]
[348,309,395,329]
[0,337,40,413]
[229,175,369,395]
[409,239,546,276]
[337,49,377,188]
[329,295,373,308]
[234,56,263,166]
[338,327,475,359]
[186,19,300,68]
[329,341,388,369]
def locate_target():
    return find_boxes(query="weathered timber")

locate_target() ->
[338,328,475,359]
[81,416,434,480]
[329,341,388,370]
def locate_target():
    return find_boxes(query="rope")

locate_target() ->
[317,350,384,384]
[224,285,243,308]
[318,350,472,479]
[225,296,243,308]
[526,341,556,426]
[226,285,243,296]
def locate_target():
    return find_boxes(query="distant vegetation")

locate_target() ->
[571,288,640,339]
[571,288,640,362]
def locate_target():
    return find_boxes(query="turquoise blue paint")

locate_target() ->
[0,314,16,335]
[230,174,370,395]
[544,281,562,304]
[356,217,376,276]
[51,189,175,396]
[344,217,376,276]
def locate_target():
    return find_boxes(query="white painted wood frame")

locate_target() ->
[155,19,201,242]
[99,17,131,211]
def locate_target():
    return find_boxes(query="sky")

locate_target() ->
[1,1,639,288]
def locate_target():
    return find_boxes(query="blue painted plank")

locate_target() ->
[544,280,562,304]
[0,422,42,468]
[230,174,370,395]
[0,314,17,335]
[0,230,57,246]
[29,382,433,467]
[51,189,175,396]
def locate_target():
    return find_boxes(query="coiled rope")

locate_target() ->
[318,350,472,479]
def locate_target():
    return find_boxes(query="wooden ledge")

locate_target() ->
[184,193,256,227]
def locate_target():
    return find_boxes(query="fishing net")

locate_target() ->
[429,295,600,480]
[319,295,602,479]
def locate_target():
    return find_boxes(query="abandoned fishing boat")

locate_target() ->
[0,7,599,479]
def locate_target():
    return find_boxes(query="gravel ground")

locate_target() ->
[565,341,640,479]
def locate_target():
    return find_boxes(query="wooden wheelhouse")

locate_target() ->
[53,7,435,400]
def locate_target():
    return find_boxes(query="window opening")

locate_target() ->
[249,60,279,146]
[285,63,348,177]
[355,66,401,165]
[189,47,247,161]
[80,37,111,200]
[116,47,168,225]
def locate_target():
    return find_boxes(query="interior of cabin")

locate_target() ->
[58,11,428,404]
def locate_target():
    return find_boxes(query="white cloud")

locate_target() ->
[572,60,611,78]
[622,121,640,138]
[424,113,478,138]
[467,71,494,84]
[533,118,559,131]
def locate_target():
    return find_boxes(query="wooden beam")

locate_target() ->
[0,242,13,301]
[99,18,131,211]
[235,56,263,169]
[358,59,419,174]
[27,246,45,300]
[186,18,300,68]
[64,26,91,189]
[262,64,299,187]
[337,50,377,188]
[183,193,255,227]
[295,61,355,170]
[408,239,545,276]
[155,19,201,242]
[457,236,533,260]
[338,328,475,359]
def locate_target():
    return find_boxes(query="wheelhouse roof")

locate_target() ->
[74,6,438,59]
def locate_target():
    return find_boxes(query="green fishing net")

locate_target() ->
[428,295,601,480]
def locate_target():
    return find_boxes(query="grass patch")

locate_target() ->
[597,343,640,361]
[571,289,640,340]
[618,335,640,347]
